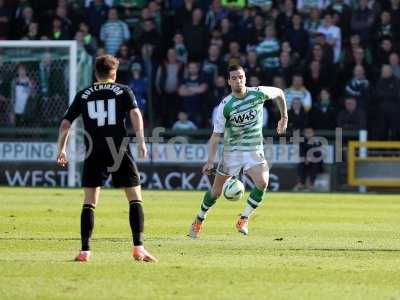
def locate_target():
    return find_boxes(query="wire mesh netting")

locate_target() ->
[0,46,71,130]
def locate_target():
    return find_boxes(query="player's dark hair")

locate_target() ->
[95,54,119,79]
[227,64,244,79]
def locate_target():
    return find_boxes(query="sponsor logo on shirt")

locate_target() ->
[230,109,257,126]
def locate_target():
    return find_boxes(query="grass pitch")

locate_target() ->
[1,187,400,300]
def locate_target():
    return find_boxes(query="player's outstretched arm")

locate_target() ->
[202,132,222,175]
[274,89,288,135]
[259,86,288,134]
[57,119,71,167]
[130,108,147,158]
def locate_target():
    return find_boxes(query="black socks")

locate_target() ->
[80,201,144,250]
[129,200,144,246]
[81,204,95,251]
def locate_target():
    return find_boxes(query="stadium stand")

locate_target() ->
[0,0,399,141]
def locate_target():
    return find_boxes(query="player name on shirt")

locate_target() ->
[81,83,123,99]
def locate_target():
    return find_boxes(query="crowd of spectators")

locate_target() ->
[1,0,400,140]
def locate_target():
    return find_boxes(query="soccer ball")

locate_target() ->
[222,178,245,201]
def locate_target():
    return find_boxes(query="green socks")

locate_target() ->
[241,186,266,218]
[197,191,217,220]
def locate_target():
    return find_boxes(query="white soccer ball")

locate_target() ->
[222,178,245,201]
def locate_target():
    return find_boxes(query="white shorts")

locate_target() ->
[216,150,268,177]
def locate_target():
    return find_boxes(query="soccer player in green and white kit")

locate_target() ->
[189,65,288,238]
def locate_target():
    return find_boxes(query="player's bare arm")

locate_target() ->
[203,132,222,175]
[274,90,288,135]
[130,108,147,158]
[191,65,278,239]
[56,119,72,167]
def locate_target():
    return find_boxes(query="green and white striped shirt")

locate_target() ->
[214,86,283,152]
[256,38,280,69]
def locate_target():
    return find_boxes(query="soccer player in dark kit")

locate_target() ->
[56,55,157,262]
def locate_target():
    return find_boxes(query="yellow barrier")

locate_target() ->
[347,141,400,187]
